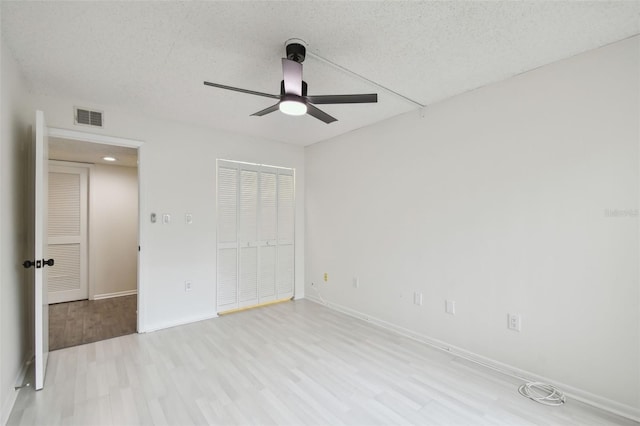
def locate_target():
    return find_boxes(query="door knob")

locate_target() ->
[22,259,54,269]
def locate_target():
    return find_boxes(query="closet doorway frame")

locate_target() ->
[47,127,146,332]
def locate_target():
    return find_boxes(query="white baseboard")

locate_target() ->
[1,356,32,426]
[141,311,219,333]
[92,289,137,300]
[305,296,640,423]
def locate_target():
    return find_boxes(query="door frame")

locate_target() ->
[47,127,146,332]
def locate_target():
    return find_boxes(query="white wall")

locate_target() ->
[90,164,138,298]
[306,36,639,415]
[0,39,31,423]
[29,94,305,332]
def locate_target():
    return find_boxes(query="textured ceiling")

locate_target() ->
[49,137,138,168]
[2,1,639,146]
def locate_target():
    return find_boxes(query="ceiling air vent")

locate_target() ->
[74,107,103,127]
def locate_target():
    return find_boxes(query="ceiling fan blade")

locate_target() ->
[251,103,280,117]
[307,104,337,124]
[282,59,302,96]
[306,93,378,104]
[203,81,279,99]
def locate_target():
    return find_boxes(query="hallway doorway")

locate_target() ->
[47,136,139,350]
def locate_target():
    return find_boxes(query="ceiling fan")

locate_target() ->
[203,41,377,124]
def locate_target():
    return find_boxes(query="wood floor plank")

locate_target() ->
[48,295,137,351]
[9,300,639,426]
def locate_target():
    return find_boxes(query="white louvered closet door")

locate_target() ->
[276,171,295,299]
[48,165,88,304]
[259,170,277,303]
[238,168,259,307]
[217,161,295,313]
[217,164,239,312]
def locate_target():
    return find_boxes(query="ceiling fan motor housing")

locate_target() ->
[286,42,306,63]
[280,80,308,96]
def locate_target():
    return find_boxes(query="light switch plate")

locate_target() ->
[445,300,456,315]
[508,313,521,331]
[414,292,423,305]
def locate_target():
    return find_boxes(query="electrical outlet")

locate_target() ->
[185,281,192,292]
[413,292,423,305]
[323,272,328,282]
[445,300,456,315]
[508,313,521,331]
[353,277,359,288]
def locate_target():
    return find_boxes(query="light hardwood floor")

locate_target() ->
[8,300,638,425]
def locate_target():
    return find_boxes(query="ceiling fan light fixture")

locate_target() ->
[203,41,377,123]
[279,97,307,116]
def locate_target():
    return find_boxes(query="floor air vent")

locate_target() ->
[74,107,103,127]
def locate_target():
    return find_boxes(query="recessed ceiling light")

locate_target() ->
[102,156,117,162]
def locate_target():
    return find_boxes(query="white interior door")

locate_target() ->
[47,165,88,304]
[33,110,50,390]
